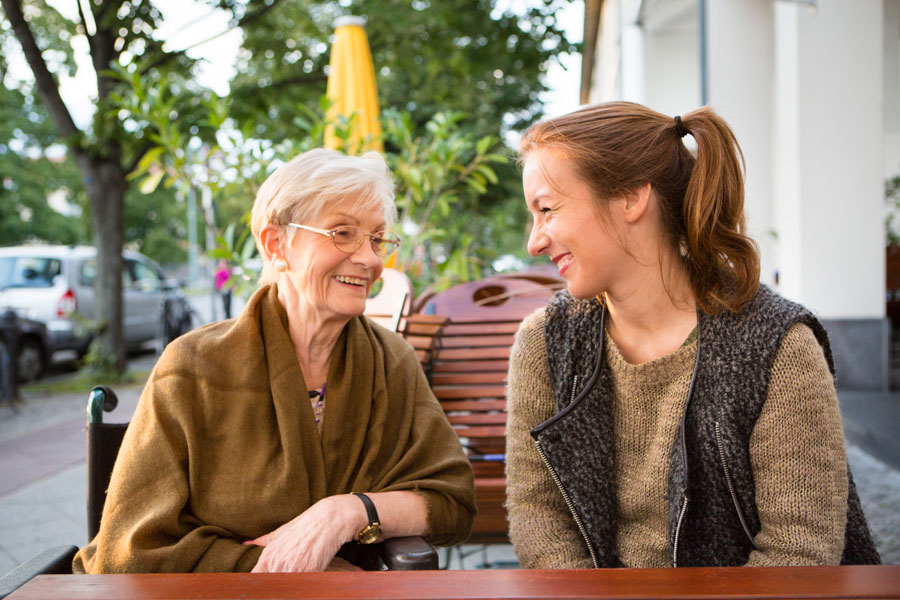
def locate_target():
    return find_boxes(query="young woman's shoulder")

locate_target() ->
[508,307,553,410]
[771,321,832,383]
[514,306,549,354]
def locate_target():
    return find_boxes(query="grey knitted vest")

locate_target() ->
[532,285,880,567]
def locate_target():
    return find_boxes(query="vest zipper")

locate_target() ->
[533,375,600,568]
[534,438,600,568]
[569,374,578,406]
[672,495,689,567]
[672,316,701,567]
[714,421,758,549]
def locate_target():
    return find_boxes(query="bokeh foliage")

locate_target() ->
[3,0,575,284]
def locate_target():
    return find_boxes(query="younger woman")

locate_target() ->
[505,102,880,568]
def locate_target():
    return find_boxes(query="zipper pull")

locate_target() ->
[569,374,578,405]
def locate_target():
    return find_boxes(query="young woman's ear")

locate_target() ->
[259,225,284,262]
[622,182,653,224]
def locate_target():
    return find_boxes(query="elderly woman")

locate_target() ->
[73,149,476,573]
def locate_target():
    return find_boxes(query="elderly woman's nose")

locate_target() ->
[351,241,383,265]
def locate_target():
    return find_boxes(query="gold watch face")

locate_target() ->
[358,523,381,544]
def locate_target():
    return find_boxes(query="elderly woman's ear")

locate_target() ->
[259,225,286,266]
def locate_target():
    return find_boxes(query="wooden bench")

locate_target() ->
[400,275,562,546]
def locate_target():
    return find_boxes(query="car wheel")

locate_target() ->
[17,337,46,382]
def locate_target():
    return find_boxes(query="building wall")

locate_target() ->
[587,0,890,388]
[885,0,900,179]
[773,1,884,319]
[642,11,699,113]
[706,0,777,287]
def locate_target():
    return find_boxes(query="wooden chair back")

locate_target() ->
[400,275,561,545]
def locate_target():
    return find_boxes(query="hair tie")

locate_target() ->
[674,115,688,138]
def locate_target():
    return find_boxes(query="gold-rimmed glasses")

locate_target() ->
[287,223,401,256]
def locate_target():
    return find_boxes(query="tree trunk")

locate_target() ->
[78,157,127,372]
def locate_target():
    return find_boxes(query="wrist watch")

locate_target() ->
[353,493,381,544]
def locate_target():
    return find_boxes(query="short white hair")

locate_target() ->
[251,148,397,285]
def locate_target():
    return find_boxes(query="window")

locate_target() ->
[0,257,61,289]
[128,260,161,291]
[80,259,137,288]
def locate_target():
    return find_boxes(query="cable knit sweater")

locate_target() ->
[506,308,850,569]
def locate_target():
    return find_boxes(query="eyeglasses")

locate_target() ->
[287,223,401,256]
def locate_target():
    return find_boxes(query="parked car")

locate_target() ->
[0,308,50,384]
[0,245,194,361]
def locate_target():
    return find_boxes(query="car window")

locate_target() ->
[79,261,95,287]
[80,260,133,288]
[0,257,61,289]
[129,260,161,291]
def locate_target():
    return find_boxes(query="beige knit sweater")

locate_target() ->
[506,308,849,569]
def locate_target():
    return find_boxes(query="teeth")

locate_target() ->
[335,275,367,286]
[558,255,573,269]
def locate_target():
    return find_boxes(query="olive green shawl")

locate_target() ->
[74,284,475,573]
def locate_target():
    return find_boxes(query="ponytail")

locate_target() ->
[679,107,760,313]
[520,102,760,314]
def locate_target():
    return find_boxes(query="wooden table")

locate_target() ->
[7,565,900,599]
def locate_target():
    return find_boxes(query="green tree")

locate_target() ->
[0,0,254,372]
[223,0,571,278]
[2,0,174,371]
[0,30,87,246]
[383,109,508,293]
[227,0,576,140]
[123,183,188,266]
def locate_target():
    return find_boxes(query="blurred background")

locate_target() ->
[0,0,582,381]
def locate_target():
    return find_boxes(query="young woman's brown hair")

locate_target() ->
[519,101,760,314]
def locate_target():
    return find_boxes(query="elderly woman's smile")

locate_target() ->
[334,274,369,287]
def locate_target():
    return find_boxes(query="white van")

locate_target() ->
[0,245,191,359]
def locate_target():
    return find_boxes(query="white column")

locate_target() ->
[591,0,622,102]
[640,1,700,114]
[705,0,776,287]
[885,0,900,179]
[619,0,646,103]
[773,0,884,320]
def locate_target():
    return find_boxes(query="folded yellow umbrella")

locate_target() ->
[325,16,384,154]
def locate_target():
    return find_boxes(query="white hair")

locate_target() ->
[251,148,397,285]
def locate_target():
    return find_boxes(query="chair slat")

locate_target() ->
[441,322,522,336]
[434,386,507,399]
[434,346,510,361]
[432,360,509,373]
[446,413,506,425]
[451,425,506,438]
[439,399,507,412]
[437,334,515,348]
[432,373,506,386]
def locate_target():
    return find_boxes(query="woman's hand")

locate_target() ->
[245,495,364,573]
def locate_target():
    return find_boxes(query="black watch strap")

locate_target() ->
[353,492,379,528]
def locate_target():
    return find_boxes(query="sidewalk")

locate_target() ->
[1,383,898,574]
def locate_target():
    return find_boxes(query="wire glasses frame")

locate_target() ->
[287,223,401,256]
